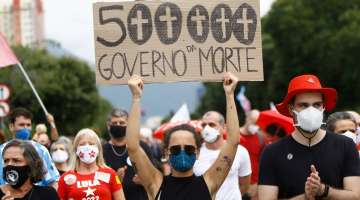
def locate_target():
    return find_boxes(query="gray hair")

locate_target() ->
[326,111,356,132]
[3,140,45,184]
[50,136,73,164]
[107,108,128,123]
[202,111,225,126]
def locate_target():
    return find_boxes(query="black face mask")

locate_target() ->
[3,165,30,189]
[109,125,127,139]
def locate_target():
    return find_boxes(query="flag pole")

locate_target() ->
[16,63,48,115]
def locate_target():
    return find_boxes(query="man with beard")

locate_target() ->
[103,108,154,200]
[258,75,360,199]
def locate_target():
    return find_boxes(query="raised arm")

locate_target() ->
[203,72,240,197]
[126,75,163,198]
[46,113,59,141]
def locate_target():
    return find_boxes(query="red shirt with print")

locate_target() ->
[240,133,265,184]
[58,167,122,200]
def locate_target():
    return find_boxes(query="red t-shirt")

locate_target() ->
[58,167,122,200]
[240,133,265,184]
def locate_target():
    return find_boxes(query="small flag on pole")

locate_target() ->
[0,32,48,115]
[236,86,251,113]
[170,103,190,123]
[0,33,19,68]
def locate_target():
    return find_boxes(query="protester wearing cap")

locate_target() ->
[258,74,360,199]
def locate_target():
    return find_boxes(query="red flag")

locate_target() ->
[0,33,19,68]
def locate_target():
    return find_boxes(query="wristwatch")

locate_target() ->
[315,184,329,200]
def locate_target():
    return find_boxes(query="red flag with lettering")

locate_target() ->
[0,33,19,68]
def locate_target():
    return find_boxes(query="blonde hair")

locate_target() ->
[71,128,107,171]
[35,124,47,134]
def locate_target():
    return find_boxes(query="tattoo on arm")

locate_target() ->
[216,167,222,172]
[132,161,138,173]
[221,156,232,168]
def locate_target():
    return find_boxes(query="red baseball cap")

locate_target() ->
[276,74,337,117]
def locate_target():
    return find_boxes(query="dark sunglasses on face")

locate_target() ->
[169,145,196,156]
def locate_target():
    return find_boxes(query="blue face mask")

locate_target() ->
[169,150,196,172]
[15,128,31,140]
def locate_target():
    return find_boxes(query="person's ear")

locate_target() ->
[9,123,14,133]
[287,105,295,117]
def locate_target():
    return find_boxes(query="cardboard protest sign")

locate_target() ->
[93,0,263,84]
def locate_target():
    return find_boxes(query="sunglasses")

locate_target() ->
[169,145,196,156]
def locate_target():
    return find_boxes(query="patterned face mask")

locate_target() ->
[76,145,99,164]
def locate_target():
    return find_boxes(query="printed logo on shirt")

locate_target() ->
[84,187,96,197]
[94,171,111,183]
[64,174,77,185]
[77,179,101,188]
[287,153,293,160]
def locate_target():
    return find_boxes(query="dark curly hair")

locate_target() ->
[3,140,45,184]
[163,124,201,149]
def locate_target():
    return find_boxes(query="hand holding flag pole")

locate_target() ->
[0,33,48,115]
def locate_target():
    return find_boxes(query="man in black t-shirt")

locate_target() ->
[258,75,360,199]
[103,108,154,200]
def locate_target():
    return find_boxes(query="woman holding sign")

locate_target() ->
[125,73,240,199]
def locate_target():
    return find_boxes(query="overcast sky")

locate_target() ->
[42,0,276,120]
[43,0,275,64]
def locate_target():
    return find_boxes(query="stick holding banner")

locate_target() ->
[0,33,48,115]
[16,63,48,114]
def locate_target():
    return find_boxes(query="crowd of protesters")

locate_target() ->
[0,73,359,200]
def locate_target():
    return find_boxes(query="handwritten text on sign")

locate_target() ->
[93,0,263,84]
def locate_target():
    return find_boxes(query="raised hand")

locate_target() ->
[128,75,144,99]
[46,113,55,124]
[117,166,127,181]
[223,72,239,95]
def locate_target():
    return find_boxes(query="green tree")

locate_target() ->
[0,46,112,137]
[194,0,360,119]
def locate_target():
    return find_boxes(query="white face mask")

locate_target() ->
[52,149,69,163]
[201,125,220,143]
[342,131,357,144]
[356,126,360,136]
[293,106,324,133]
[355,130,360,145]
[248,124,259,135]
[76,145,99,164]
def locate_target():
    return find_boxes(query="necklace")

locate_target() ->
[110,144,127,157]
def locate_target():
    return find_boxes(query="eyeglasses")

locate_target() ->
[169,145,196,156]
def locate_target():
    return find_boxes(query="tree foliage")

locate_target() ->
[194,0,360,120]
[0,46,112,137]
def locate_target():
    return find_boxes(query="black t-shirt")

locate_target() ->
[103,141,154,200]
[155,175,211,200]
[0,185,59,200]
[259,132,360,198]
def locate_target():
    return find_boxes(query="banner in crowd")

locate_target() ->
[93,0,263,84]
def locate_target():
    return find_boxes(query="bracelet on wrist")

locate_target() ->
[315,184,329,200]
